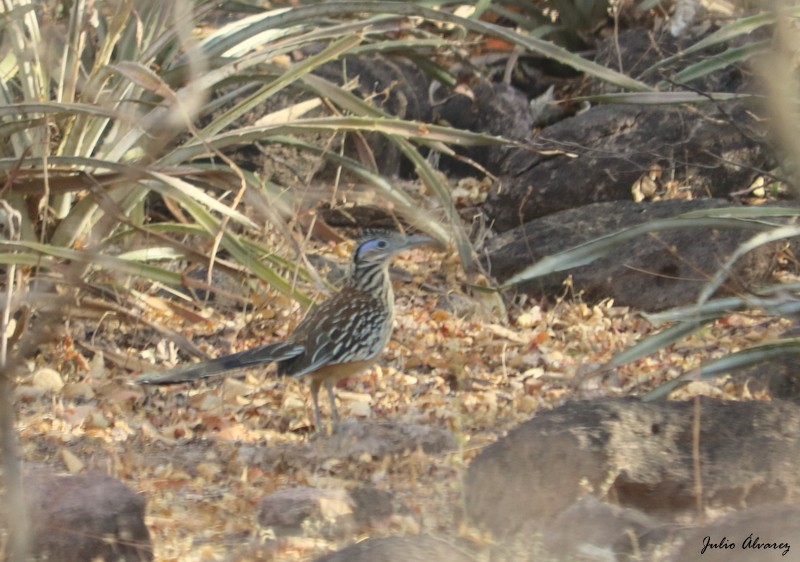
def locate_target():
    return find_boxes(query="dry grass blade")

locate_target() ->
[500,216,781,287]
[605,320,710,371]
[641,9,797,79]
[643,338,800,402]
[578,91,756,105]
[696,225,800,306]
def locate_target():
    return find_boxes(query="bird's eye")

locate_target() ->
[376,240,388,249]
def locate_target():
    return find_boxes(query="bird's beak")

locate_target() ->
[402,234,437,250]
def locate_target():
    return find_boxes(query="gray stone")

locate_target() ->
[482,198,795,311]
[672,503,800,562]
[257,485,394,538]
[10,469,153,562]
[465,398,800,538]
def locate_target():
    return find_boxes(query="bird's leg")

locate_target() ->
[310,378,324,431]
[325,379,339,427]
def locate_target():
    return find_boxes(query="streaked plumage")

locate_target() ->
[137,231,433,430]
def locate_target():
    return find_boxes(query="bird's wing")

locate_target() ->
[137,340,304,385]
[279,290,390,378]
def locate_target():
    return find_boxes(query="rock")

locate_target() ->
[316,420,456,458]
[9,469,152,561]
[312,535,475,562]
[733,357,800,402]
[482,198,795,311]
[672,503,800,562]
[481,25,773,232]
[465,398,800,538]
[31,368,64,392]
[348,487,394,526]
[436,82,534,176]
[483,102,771,232]
[246,421,456,472]
[317,54,432,175]
[257,486,393,538]
[731,323,800,401]
[591,27,759,95]
[542,495,675,561]
[257,487,354,537]
[212,54,433,180]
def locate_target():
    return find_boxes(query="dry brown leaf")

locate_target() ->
[61,448,85,473]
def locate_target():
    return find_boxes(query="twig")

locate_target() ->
[692,396,704,521]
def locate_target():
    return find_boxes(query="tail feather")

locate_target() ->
[136,341,305,385]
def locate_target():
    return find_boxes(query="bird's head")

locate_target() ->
[353,230,434,266]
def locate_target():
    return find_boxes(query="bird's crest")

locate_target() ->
[356,228,398,245]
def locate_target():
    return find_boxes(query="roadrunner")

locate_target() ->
[137,231,433,429]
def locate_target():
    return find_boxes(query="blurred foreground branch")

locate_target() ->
[0,200,28,562]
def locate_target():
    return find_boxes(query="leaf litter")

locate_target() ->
[12,237,794,561]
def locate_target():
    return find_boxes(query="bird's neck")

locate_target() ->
[349,261,393,301]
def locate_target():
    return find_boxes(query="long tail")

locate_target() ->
[136,341,305,385]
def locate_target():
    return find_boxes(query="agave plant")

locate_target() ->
[1,1,511,319]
